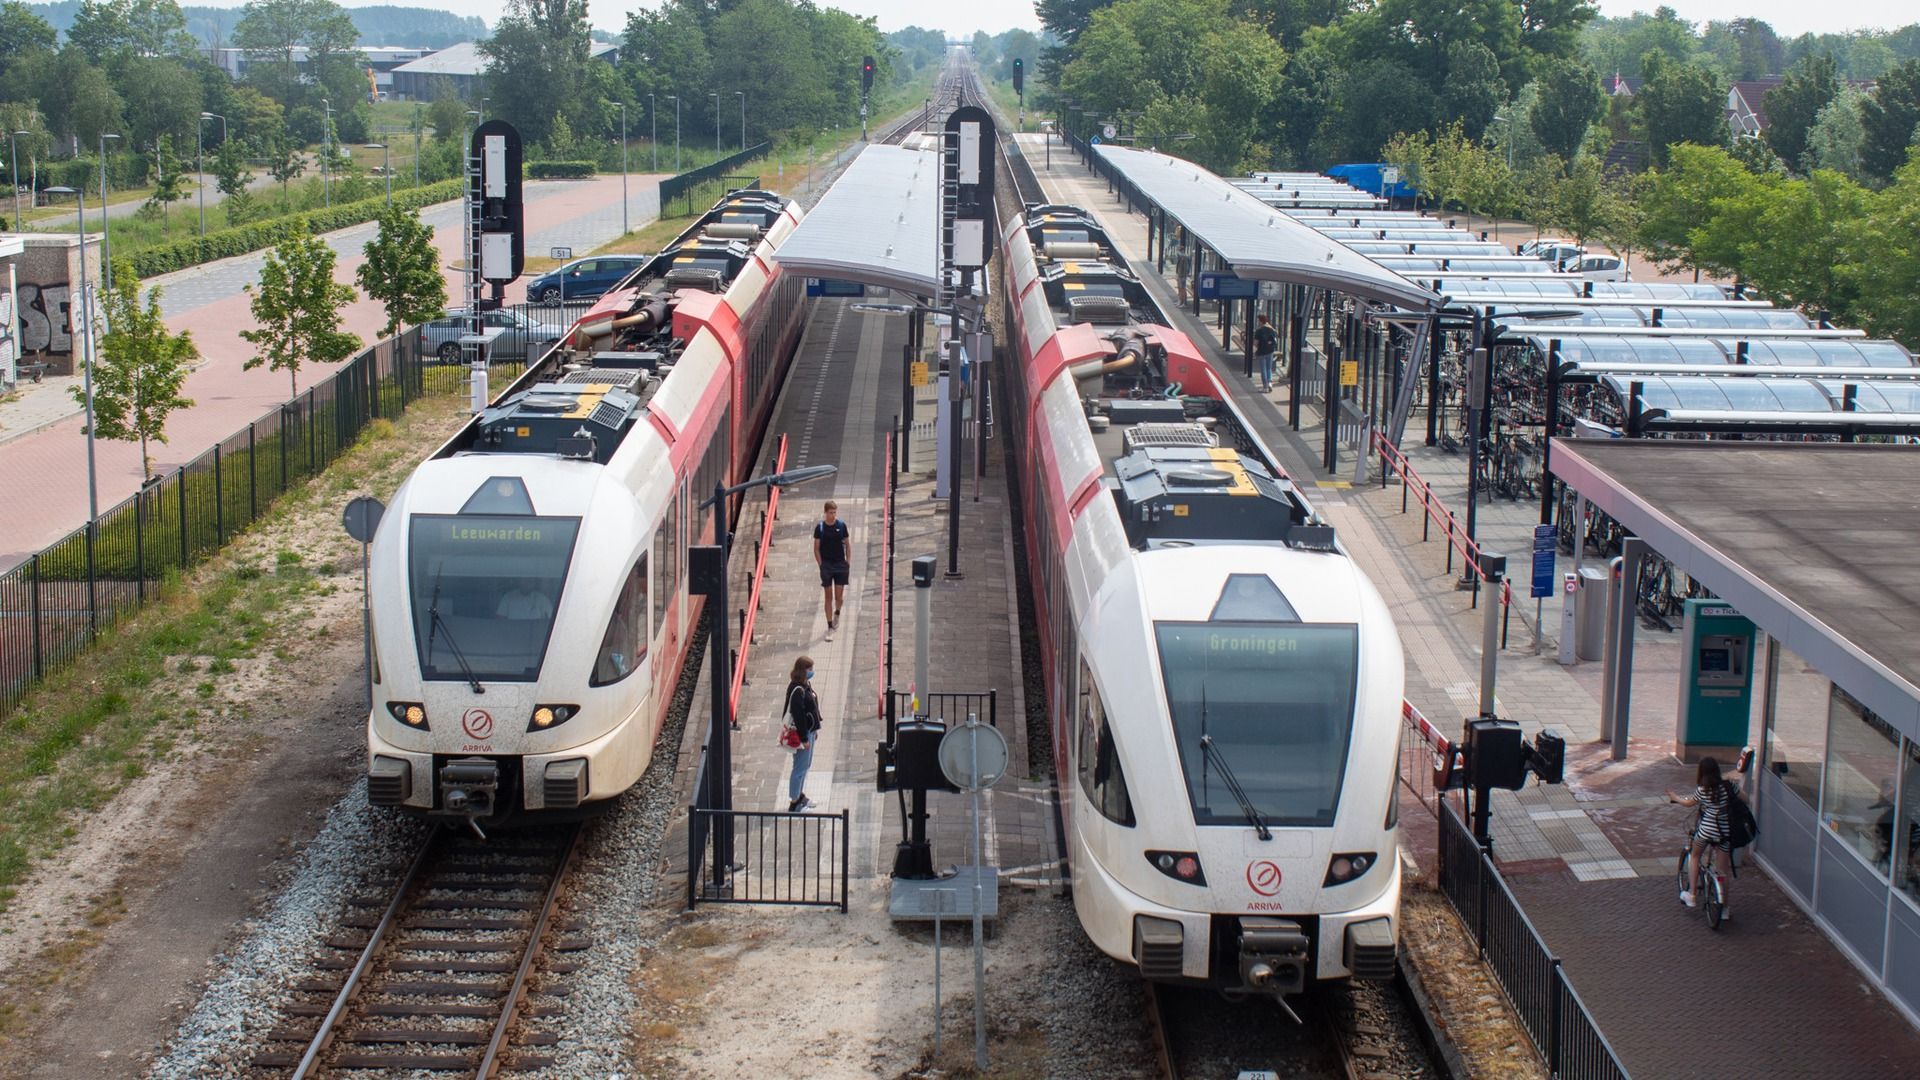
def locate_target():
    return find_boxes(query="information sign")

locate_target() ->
[1530,524,1557,599]
[1339,361,1358,387]
[549,246,572,260]
[910,360,930,387]
[806,277,867,298]
[1088,135,1102,145]
[1102,124,1117,139]
[1197,272,1259,300]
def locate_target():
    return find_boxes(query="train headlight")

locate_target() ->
[528,704,580,731]
[1323,852,1377,886]
[1145,849,1207,886]
[386,702,428,729]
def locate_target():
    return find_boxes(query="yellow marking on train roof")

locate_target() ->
[1205,448,1258,496]
[1064,281,1084,290]
[563,390,606,419]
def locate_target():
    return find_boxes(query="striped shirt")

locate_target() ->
[1694,782,1732,844]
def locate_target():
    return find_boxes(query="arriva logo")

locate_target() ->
[461,708,495,741]
[1246,859,1284,897]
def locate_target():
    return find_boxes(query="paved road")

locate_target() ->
[0,172,665,569]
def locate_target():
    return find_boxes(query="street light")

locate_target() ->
[197,112,225,238]
[8,130,29,232]
[648,93,657,172]
[710,92,720,157]
[97,133,119,290]
[614,101,628,236]
[321,97,333,208]
[668,95,681,172]
[44,185,103,632]
[736,91,745,152]
[365,143,390,208]
[691,462,837,897]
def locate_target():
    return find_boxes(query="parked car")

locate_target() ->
[1518,239,1586,270]
[417,307,569,363]
[1573,253,1628,282]
[524,255,651,304]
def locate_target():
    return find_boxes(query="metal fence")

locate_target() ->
[885,688,998,744]
[0,316,537,716]
[1438,799,1632,1080]
[687,807,850,911]
[659,142,771,216]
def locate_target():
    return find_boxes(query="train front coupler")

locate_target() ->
[438,757,500,839]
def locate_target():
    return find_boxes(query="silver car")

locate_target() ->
[416,307,569,363]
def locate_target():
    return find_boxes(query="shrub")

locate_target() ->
[127,179,464,279]
[528,161,596,179]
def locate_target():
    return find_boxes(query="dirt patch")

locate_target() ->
[1400,883,1548,1080]
[0,394,474,1074]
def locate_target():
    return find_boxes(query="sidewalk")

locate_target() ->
[664,294,1055,898]
[0,173,665,567]
[1021,133,1920,1075]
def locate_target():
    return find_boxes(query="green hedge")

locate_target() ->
[528,161,597,179]
[127,179,466,279]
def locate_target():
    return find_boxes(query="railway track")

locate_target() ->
[248,822,586,1077]
[1146,979,1421,1080]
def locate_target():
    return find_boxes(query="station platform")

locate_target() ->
[663,291,1059,904]
[1017,132,1920,1075]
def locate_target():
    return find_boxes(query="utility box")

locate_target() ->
[1575,566,1608,661]
[1675,599,1756,763]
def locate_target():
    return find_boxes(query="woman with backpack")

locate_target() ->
[783,655,823,813]
[1667,749,1752,911]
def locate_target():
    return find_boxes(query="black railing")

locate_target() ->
[1438,799,1632,1080]
[659,142,771,216]
[1,318,538,716]
[885,688,998,744]
[687,807,849,911]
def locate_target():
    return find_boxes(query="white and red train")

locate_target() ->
[1000,205,1406,994]
[364,190,807,826]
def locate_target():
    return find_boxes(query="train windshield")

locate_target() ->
[1155,622,1360,828]
[408,514,580,682]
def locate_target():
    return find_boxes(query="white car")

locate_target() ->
[1573,253,1628,282]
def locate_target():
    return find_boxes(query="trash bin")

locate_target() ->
[1575,566,1607,661]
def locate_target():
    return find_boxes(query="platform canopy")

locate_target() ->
[771,144,940,298]
[1551,440,1920,738]
[1095,144,1439,311]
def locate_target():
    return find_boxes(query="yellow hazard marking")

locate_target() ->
[1173,504,1189,517]
[1316,480,1353,489]
[1206,448,1259,496]
[1064,281,1084,290]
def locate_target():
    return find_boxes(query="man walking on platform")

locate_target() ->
[814,500,851,640]
[1253,314,1279,392]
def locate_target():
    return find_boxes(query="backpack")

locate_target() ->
[1725,781,1759,849]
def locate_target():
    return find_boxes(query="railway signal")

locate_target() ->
[1012,58,1025,129]
[861,55,875,139]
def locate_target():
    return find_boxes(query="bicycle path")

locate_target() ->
[0,172,665,569]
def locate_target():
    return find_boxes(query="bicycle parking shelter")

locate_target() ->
[1551,438,1920,1026]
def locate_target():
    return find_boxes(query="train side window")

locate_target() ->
[592,553,649,686]
[1078,659,1135,827]
[652,517,668,640]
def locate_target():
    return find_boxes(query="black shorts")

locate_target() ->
[820,561,850,587]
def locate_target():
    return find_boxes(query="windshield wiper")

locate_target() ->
[426,571,485,694]
[1200,734,1272,841]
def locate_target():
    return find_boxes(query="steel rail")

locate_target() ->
[291,826,443,1079]
[476,821,585,1077]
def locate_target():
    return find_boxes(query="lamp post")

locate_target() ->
[366,142,390,208]
[736,91,745,151]
[97,133,119,290]
[197,112,224,237]
[669,95,681,172]
[45,186,102,634]
[321,98,333,208]
[648,93,657,172]
[710,92,720,157]
[413,103,423,186]
[691,463,838,897]
[9,130,30,230]
[615,101,628,236]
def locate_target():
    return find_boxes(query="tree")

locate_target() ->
[1596,169,1653,269]
[481,0,592,148]
[1547,154,1613,249]
[37,46,126,149]
[1861,59,1920,185]
[263,131,304,207]
[240,226,360,397]
[143,135,187,222]
[357,207,447,339]
[427,92,467,144]
[1807,85,1868,180]
[214,139,257,223]
[0,2,58,71]
[74,257,197,480]
[1637,52,1726,165]
[232,0,362,112]
[119,55,204,150]
[1763,53,1839,172]
[1846,158,1920,347]
[1640,143,1772,278]
[1531,56,1602,162]
[1438,41,1506,139]
[1738,168,1868,318]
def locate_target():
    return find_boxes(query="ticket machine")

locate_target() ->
[1674,598,1756,762]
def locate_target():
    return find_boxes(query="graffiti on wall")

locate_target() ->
[16,282,74,355]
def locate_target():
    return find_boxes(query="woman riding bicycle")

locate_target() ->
[1667,751,1751,911]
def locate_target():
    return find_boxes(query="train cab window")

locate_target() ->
[1155,622,1359,828]
[408,514,580,682]
[592,554,649,686]
[1078,658,1136,826]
